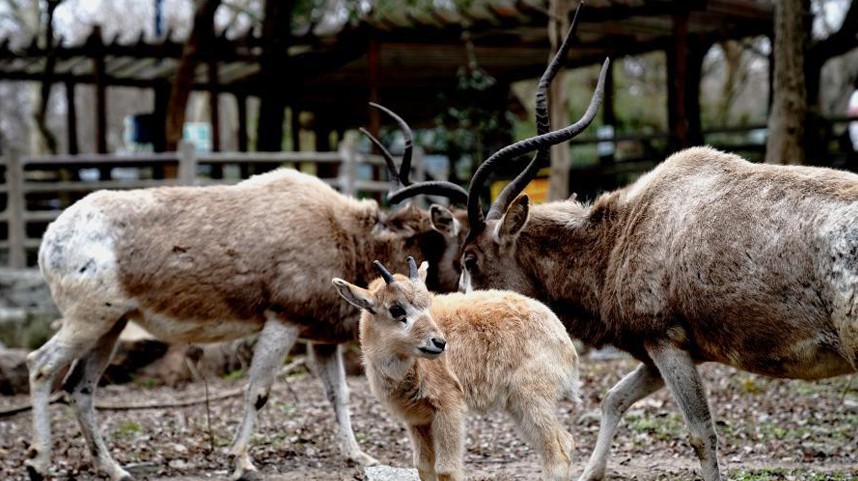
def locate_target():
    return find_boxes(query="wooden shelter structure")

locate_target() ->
[0,0,773,155]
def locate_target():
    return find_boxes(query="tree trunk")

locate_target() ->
[165,0,221,151]
[33,0,62,155]
[256,0,295,152]
[547,0,572,201]
[803,0,858,162]
[765,0,808,165]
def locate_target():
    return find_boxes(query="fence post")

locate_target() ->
[338,132,357,196]
[7,150,26,268]
[178,140,197,185]
[412,146,428,207]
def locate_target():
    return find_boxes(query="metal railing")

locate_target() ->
[0,139,401,268]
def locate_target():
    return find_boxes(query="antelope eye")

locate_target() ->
[388,304,406,320]
[463,254,478,271]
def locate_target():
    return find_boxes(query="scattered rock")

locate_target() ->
[365,465,419,481]
[168,459,193,470]
[577,408,601,425]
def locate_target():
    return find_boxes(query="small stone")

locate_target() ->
[167,443,188,454]
[365,465,420,481]
[577,409,601,425]
[168,459,192,470]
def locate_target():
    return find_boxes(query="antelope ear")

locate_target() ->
[429,204,459,237]
[332,278,375,313]
[418,261,429,283]
[495,194,529,244]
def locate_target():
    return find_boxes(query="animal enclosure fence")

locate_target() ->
[0,140,398,268]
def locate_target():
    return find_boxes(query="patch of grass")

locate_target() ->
[114,422,142,439]
[131,376,160,388]
[740,377,763,394]
[627,412,685,441]
[729,468,856,480]
[222,369,245,381]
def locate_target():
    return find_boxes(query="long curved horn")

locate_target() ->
[373,260,396,284]
[360,103,468,204]
[406,256,418,280]
[467,58,609,228]
[362,102,413,186]
[485,2,585,222]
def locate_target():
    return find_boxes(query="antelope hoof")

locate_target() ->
[25,464,45,481]
[577,471,605,481]
[348,451,378,467]
[237,470,262,481]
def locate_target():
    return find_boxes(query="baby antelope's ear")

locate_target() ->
[332,278,375,313]
[418,261,429,283]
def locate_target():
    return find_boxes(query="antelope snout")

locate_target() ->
[418,336,447,358]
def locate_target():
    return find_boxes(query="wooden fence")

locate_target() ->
[0,139,401,268]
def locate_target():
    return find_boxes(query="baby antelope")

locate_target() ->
[333,257,580,481]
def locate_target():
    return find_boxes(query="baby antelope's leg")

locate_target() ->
[431,408,464,481]
[508,391,574,481]
[407,423,437,481]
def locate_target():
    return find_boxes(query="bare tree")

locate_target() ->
[804,0,858,159]
[165,0,222,151]
[765,0,808,164]
[32,0,62,155]
[547,0,572,200]
[255,0,295,151]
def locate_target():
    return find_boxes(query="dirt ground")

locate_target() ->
[1,357,856,481]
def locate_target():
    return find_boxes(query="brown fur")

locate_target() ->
[29,168,469,481]
[460,147,858,480]
[334,266,579,481]
[462,147,858,376]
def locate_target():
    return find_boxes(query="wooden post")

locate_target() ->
[153,81,170,154]
[207,56,222,179]
[412,146,427,207]
[7,151,26,268]
[338,133,357,197]
[93,28,107,155]
[236,93,248,152]
[178,140,198,185]
[547,0,572,201]
[367,40,381,138]
[208,58,220,153]
[236,93,249,178]
[600,63,616,165]
[367,40,382,188]
[65,81,78,155]
[667,14,689,151]
[291,106,301,151]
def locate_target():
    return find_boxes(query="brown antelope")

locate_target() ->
[333,257,580,481]
[25,107,471,481]
[457,5,858,481]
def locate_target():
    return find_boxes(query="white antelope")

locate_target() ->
[25,118,471,481]
[333,257,580,481]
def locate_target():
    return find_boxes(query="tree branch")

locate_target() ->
[809,0,858,62]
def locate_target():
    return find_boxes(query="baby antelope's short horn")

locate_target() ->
[373,260,396,284]
[407,256,418,280]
